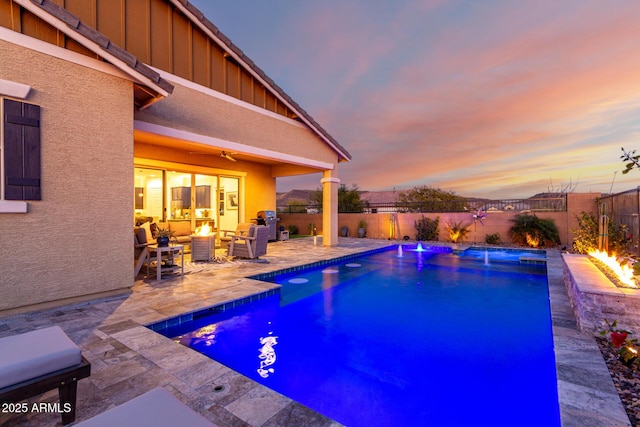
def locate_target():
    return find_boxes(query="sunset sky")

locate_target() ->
[190,0,640,198]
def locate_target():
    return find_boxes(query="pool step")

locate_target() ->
[519,257,547,265]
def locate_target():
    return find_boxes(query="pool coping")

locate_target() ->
[546,250,631,426]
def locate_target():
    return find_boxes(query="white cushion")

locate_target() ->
[75,388,216,427]
[0,326,81,389]
[141,221,153,244]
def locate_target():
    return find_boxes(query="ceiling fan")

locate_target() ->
[220,151,237,162]
[189,150,237,162]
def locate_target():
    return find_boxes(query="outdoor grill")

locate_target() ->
[255,210,279,241]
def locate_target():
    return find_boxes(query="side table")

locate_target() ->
[147,244,184,281]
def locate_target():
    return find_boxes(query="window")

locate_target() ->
[134,167,240,235]
[2,98,41,201]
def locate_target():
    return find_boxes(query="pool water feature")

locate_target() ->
[155,246,560,427]
[462,246,547,263]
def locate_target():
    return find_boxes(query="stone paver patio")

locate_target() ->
[0,238,631,426]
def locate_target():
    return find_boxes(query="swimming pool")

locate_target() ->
[155,246,560,427]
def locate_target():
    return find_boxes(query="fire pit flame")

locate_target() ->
[195,222,213,236]
[588,249,636,288]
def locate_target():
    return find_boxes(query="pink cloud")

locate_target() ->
[232,0,640,196]
[312,2,640,196]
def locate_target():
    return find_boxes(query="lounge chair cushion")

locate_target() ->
[134,227,148,245]
[0,326,81,388]
[75,388,215,427]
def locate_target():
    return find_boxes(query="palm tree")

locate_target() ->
[509,214,559,248]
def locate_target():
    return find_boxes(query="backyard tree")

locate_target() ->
[286,199,307,213]
[309,184,365,213]
[397,185,466,212]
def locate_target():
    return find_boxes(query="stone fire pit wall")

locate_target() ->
[562,253,640,333]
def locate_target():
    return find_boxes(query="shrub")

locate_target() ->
[509,214,559,248]
[288,225,299,235]
[600,319,639,367]
[571,212,598,254]
[446,220,471,243]
[571,211,629,255]
[485,233,501,245]
[415,215,439,241]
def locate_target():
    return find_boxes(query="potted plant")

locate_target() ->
[357,219,367,238]
[155,226,174,247]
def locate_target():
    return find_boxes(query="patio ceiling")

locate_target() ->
[134,125,333,176]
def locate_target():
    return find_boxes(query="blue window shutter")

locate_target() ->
[4,99,41,200]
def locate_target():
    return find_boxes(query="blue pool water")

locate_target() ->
[157,246,560,427]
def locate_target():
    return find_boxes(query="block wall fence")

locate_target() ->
[279,193,600,247]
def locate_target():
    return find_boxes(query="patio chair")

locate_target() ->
[227,225,269,259]
[74,387,214,427]
[0,326,91,425]
[219,222,254,247]
[134,227,151,278]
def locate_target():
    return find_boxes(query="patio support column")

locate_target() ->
[321,171,340,246]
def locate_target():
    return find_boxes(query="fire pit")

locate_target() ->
[191,222,215,262]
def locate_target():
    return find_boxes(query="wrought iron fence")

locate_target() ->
[277,195,567,214]
[599,187,640,256]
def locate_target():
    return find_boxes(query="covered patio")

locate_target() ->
[0,238,628,426]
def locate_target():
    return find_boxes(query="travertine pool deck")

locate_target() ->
[0,238,631,426]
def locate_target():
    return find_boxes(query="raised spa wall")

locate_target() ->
[562,253,640,333]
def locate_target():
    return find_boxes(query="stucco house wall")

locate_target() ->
[0,39,133,315]
[135,81,339,165]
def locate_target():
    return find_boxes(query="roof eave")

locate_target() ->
[16,0,174,101]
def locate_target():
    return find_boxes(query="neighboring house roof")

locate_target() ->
[360,191,401,204]
[16,0,349,161]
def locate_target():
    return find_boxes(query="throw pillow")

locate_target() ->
[150,222,158,238]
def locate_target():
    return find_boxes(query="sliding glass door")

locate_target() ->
[134,167,239,236]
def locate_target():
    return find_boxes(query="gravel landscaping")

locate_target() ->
[596,337,640,426]
[589,256,640,426]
